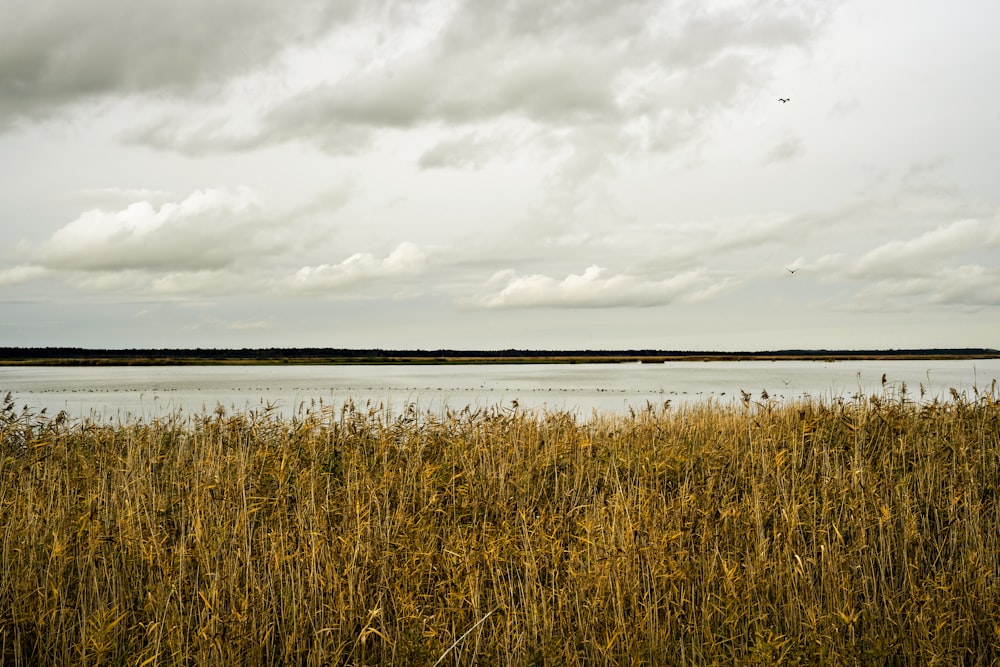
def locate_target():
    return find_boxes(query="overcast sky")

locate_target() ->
[1,0,998,351]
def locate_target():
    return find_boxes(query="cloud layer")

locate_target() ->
[109,0,831,164]
[1,0,998,349]
[12,188,429,299]
[0,0,343,128]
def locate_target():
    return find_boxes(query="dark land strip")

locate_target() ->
[1,347,997,366]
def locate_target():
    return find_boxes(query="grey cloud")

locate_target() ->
[120,117,259,157]
[854,265,1000,310]
[928,265,1000,306]
[631,215,800,272]
[122,114,375,157]
[829,98,859,118]
[70,268,252,297]
[443,1,820,67]
[710,216,797,252]
[120,0,834,158]
[653,5,819,68]
[902,156,948,182]
[264,48,620,136]
[649,52,759,115]
[765,136,804,163]
[800,216,1000,310]
[284,182,354,221]
[0,0,349,129]
[310,2,817,128]
[418,133,497,170]
[147,270,257,297]
[445,0,648,39]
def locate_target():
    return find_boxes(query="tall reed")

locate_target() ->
[2,391,999,665]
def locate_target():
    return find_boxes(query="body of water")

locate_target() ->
[2,359,998,420]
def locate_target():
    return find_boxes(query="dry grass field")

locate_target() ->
[2,388,999,665]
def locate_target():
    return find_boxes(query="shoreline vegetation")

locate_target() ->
[1,346,998,366]
[2,390,1000,664]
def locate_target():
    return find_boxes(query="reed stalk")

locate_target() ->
[2,392,999,665]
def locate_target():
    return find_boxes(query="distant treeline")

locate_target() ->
[0,347,997,365]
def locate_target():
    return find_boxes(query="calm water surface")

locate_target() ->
[2,360,998,420]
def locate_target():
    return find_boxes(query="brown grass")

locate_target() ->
[2,390,999,665]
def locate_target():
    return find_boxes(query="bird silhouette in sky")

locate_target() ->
[786,267,799,274]
[779,98,790,103]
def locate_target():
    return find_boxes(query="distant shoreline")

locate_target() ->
[1,348,997,366]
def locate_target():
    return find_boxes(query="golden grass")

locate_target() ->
[2,390,999,665]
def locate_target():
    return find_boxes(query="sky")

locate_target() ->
[1,0,998,351]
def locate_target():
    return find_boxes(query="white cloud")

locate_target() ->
[477,265,721,308]
[0,265,48,287]
[850,219,999,278]
[279,242,427,294]
[37,187,283,271]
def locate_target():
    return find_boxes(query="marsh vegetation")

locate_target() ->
[2,389,999,664]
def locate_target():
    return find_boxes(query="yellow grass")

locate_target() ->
[2,390,999,665]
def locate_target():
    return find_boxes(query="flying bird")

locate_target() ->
[786,267,799,274]
[779,98,790,103]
